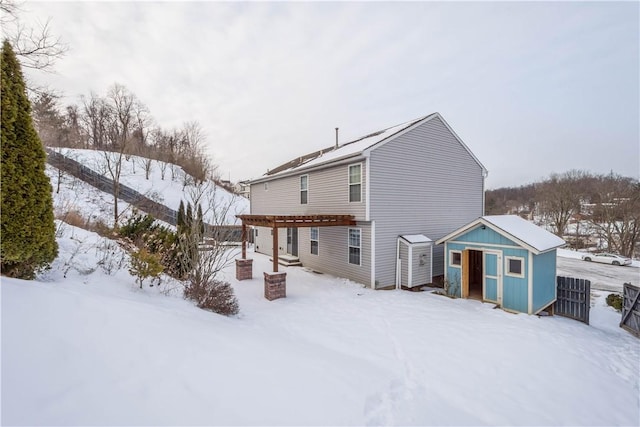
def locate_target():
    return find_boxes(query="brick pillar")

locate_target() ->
[264,271,287,301]
[235,259,253,281]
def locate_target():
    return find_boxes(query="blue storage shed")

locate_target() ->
[436,215,565,314]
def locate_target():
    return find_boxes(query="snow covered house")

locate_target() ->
[239,113,487,289]
[436,215,566,314]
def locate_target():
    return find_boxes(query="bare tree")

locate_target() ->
[536,170,588,236]
[99,84,141,226]
[586,174,640,257]
[177,181,243,315]
[1,0,67,73]
[81,92,111,149]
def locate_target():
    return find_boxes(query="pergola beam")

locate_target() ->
[236,214,358,273]
[237,214,357,229]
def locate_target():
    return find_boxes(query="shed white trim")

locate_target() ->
[436,215,565,255]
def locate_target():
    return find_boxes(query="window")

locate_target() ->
[310,227,319,255]
[348,228,361,265]
[349,164,362,202]
[506,256,524,278]
[450,250,462,267]
[300,175,308,204]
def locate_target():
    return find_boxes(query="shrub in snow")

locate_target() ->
[128,248,163,289]
[184,279,239,316]
[606,293,623,312]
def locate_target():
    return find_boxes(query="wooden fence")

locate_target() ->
[555,276,590,325]
[620,283,640,338]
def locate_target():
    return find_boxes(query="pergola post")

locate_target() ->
[241,223,247,259]
[272,226,279,272]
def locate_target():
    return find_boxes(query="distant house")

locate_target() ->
[436,215,565,314]
[244,112,487,289]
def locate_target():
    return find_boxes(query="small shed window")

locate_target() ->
[449,250,462,267]
[506,256,525,278]
[300,175,308,204]
[348,228,361,265]
[310,227,319,255]
[348,164,362,202]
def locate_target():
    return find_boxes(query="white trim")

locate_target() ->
[299,174,309,205]
[370,220,376,289]
[365,156,370,221]
[348,227,362,266]
[348,162,363,203]
[505,256,525,278]
[408,245,413,287]
[443,243,448,282]
[445,240,520,251]
[528,252,534,314]
[449,249,462,268]
[310,226,319,256]
[483,250,502,304]
[436,218,564,255]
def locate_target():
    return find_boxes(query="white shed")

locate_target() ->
[396,234,433,289]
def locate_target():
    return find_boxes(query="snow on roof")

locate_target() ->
[400,234,433,244]
[481,215,566,253]
[259,114,435,179]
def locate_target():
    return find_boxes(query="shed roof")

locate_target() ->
[251,112,486,183]
[400,234,433,244]
[436,215,565,254]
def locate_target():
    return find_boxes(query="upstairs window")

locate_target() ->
[348,228,361,265]
[349,164,362,202]
[310,227,319,255]
[300,175,308,204]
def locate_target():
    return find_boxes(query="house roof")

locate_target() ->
[436,215,566,254]
[251,112,486,183]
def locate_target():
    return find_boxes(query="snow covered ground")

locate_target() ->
[47,148,249,226]
[557,249,640,292]
[2,151,638,425]
[2,223,639,426]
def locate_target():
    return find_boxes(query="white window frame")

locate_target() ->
[505,256,525,278]
[348,228,361,266]
[310,227,319,255]
[300,175,308,205]
[449,250,462,268]
[348,163,362,203]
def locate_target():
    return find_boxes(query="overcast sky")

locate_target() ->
[18,1,639,189]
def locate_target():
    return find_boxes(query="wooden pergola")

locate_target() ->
[237,214,357,272]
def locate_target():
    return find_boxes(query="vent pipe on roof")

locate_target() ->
[335,127,339,149]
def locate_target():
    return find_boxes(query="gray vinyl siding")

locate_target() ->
[254,227,287,257]
[250,161,366,219]
[370,116,484,287]
[297,223,371,286]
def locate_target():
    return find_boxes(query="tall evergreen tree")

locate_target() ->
[1,40,58,279]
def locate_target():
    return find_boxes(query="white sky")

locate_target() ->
[18,1,640,189]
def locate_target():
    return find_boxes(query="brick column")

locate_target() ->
[235,259,253,281]
[264,271,286,301]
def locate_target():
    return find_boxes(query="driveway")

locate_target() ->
[557,256,639,292]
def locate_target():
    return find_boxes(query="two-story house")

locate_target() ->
[245,112,487,289]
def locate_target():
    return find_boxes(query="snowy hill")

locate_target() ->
[46,147,249,227]
[1,149,639,426]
